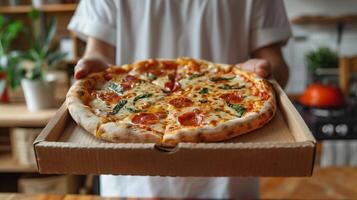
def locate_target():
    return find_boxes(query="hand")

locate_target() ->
[236,59,271,78]
[74,58,109,80]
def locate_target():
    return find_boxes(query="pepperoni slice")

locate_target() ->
[178,112,202,126]
[169,97,193,108]
[188,61,200,72]
[109,67,126,74]
[220,93,242,104]
[162,61,178,70]
[165,81,181,92]
[137,60,159,73]
[120,83,132,90]
[99,92,121,104]
[123,75,140,83]
[131,113,159,125]
[147,69,163,77]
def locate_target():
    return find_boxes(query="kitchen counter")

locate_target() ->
[1,167,356,199]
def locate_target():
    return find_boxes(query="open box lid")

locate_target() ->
[34,82,316,177]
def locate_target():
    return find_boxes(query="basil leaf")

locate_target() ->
[126,107,142,113]
[189,72,206,80]
[146,73,157,80]
[228,103,246,117]
[199,88,209,94]
[199,99,208,103]
[133,93,153,104]
[110,100,127,115]
[108,82,124,94]
[218,85,245,90]
[210,76,235,82]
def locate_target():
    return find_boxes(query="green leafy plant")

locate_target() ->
[0,15,24,89]
[23,9,67,81]
[306,47,339,72]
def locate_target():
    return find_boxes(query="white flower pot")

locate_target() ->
[31,0,43,7]
[21,74,56,111]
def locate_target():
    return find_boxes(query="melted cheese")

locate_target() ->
[85,58,273,144]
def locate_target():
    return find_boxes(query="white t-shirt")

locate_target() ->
[68,0,291,199]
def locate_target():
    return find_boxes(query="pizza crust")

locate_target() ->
[66,82,101,136]
[98,122,162,143]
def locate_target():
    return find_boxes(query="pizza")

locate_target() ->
[66,58,276,147]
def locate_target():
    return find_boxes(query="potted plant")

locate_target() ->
[0,15,24,103]
[306,47,339,83]
[21,9,67,111]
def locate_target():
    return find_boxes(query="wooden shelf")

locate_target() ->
[291,15,357,25]
[0,104,57,127]
[65,58,79,66]
[0,3,77,14]
[0,153,37,173]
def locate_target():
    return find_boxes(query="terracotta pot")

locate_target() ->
[0,71,9,103]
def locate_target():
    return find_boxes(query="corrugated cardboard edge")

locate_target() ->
[34,140,315,176]
[272,80,316,176]
[34,103,68,172]
[272,80,315,142]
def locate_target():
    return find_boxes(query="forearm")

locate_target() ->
[83,37,116,65]
[252,43,289,88]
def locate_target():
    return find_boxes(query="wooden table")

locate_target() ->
[0,194,118,200]
[1,167,356,199]
[261,167,357,199]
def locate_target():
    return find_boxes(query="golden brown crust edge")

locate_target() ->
[66,79,101,137]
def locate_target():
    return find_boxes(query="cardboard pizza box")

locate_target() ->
[34,81,316,177]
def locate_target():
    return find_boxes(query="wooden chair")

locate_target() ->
[339,56,357,96]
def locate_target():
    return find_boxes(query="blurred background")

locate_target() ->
[0,0,356,199]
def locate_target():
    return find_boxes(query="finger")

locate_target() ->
[239,59,271,78]
[74,67,88,80]
[74,58,109,80]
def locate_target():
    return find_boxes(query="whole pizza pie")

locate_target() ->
[66,58,276,147]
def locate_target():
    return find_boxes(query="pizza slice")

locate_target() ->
[72,68,170,143]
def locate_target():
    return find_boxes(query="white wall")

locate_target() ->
[284,0,357,19]
[282,0,357,93]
